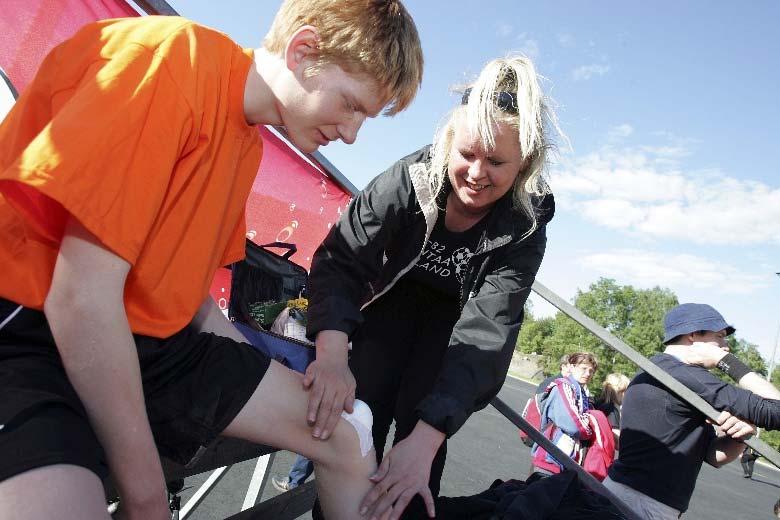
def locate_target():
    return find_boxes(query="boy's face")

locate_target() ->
[280,62,386,153]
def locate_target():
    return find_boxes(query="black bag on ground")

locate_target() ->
[228,240,308,329]
[436,471,625,520]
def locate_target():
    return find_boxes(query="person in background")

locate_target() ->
[273,454,314,492]
[740,445,759,479]
[519,353,574,449]
[531,352,598,474]
[605,303,780,519]
[595,373,630,445]
[536,353,573,395]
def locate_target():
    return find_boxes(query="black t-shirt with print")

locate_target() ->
[405,210,487,297]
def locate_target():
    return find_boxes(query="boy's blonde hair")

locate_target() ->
[264,0,423,115]
[428,55,563,236]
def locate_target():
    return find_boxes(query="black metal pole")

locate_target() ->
[131,0,178,16]
[490,397,642,520]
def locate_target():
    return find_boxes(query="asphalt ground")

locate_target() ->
[178,376,780,519]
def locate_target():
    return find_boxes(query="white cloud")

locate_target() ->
[550,145,780,245]
[572,63,610,81]
[496,22,513,38]
[578,249,767,294]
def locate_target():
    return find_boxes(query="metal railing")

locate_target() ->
[531,280,780,469]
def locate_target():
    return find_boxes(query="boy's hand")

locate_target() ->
[711,410,756,440]
[667,342,728,368]
[303,330,354,440]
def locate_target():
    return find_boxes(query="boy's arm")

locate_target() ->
[44,218,169,520]
[191,295,250,344]
[669,342,780,399]
[737,372,780,400]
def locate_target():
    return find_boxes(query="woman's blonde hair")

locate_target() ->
[264,0,423,115]
[428,55,562,235]
[601,373,631,406]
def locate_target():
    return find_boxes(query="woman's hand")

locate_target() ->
[303,330,355,439]
[360,421,444,520]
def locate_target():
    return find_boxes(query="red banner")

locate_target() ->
[0,0,137,93]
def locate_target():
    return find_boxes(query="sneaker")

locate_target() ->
[272,475,297,492]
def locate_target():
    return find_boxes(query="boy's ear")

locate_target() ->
[284,26,321,73]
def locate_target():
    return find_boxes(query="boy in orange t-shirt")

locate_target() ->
[0,2,423,519]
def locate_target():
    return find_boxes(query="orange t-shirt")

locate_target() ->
[0,16,262,337]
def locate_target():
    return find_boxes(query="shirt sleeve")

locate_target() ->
[677,364,780,430]
[0,40,194,265]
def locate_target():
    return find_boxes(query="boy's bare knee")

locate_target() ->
[340,399,374,457]
[318,399,375,472]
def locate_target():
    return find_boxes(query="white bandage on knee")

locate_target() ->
[340,399,374,458]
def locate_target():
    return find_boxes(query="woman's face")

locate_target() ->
[570,362,595,386]
[447,117,527,218]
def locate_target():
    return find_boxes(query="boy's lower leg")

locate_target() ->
[222,361,376,519]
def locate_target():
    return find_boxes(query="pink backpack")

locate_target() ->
[519,396,542,447]
[581,409,616,481]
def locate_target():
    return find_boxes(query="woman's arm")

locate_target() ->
[304,148,426,439]
[45,218,169,520]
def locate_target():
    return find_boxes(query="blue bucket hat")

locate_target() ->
[663,303,736,344]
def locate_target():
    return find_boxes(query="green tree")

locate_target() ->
[516,315,555,355]
[543,278,678,390]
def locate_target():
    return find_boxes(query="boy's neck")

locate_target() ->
[243,48,284,126]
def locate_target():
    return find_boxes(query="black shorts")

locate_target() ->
[0,298,271,483]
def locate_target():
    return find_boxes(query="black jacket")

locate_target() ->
[307,146,554,436]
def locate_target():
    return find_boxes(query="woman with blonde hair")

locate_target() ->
[305,54,561,519]
[595,373,631,442]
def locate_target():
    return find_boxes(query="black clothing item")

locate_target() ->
[307,145,553,436]
[437,471,625,520]
[609,353,780,512]
[536,374,561,395]
[406,209,486,297]
[594,399,620,430]
[350,278,458,518]
[0,299,270,482]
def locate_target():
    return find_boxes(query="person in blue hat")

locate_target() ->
[603,303,780,519]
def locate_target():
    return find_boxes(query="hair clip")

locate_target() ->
[461,87,518,114]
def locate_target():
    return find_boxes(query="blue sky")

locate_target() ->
[165,0,780,363]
